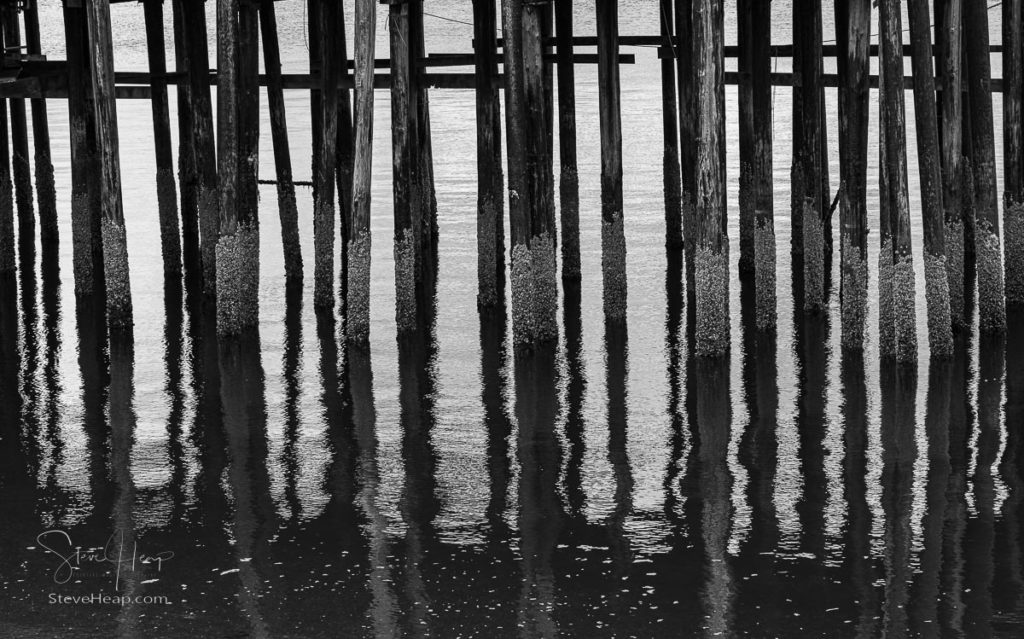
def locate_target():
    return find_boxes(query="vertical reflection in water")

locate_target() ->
[695,355,734,637]
[880,363,918,638]
[840,350,879,637]
[663,251,684,527]
[996,313,1024,622]
[280,282,303,520]
[605,321,632,575]
[163,276,188,525]
[514,344,562,639]
[795,310,828,571]
[75,294,111,536]
[218,331,273,637]
[941,335,972,636]
[40,245,64,513]
[910,358,953,636]
[963,335,1003,636]
[0,270,33,555]
[397,325,441,637]
[108,329,141,637]
[563,281,588,520]
[17,232,41,484]
[348,343,400,638]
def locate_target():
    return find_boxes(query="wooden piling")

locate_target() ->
[523,0,557,340]
[1003,0,1024,306]
[794,0,826,311]
[878,57,896,358]
[347,0,376,343]
[258,0,302,281]
[335,0,355,294]
[837,0,870,349]
[3,11,33,247]
[181,0,219,291]
[313,0,340,310]
[410,0,437,276]
[171,0,199,258]
[23,0,57,247]
[693,0,728,356]
[389,0,417,331]
[554,0,580,278]
[880,0,917,363]
[907,0,953,356]
[675,0,696,291]
[596,0,627,322]
[308,1,323,202]
[474,0,505,307]
[84,0,133,327]
[737,0,754,274]
[751,0,775,330]
[500,0,536,346]
[936,0,966,328]
[143,0,183,276]
[238,0,260,233]
[0,97,12,276]
[963,0,1007,332]
[215,0,259,335]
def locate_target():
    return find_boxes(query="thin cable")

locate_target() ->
[422,10,476,28]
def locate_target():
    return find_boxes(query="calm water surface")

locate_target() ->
[1,1,1023,637]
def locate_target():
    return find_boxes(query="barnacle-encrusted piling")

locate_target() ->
[389,0,417,331]
[907,0,952,357]
[1003,0,1024,306]
[964,0,1006,332]
[313,0,341,310]
[214,225,259,334]
[878,59,895,358]
[694,0,729,356]
[555,0,580,278]
[474,0,504,307]
[880,0,918,363]
[597,0,628,322]
[675,0,697,291]
[837,0,871,349]
[144,0,182,276]
[86,0,133,327]
[259,0,302,281]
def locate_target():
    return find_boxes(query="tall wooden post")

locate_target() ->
[3,11,33,248]
[143,0,183,277]
[878,57,895,358]
[238,0,260,236]
[751,0,774,330]
[411,0,438,270]
[171,0,198,260]
[524,0,557,341]
[181,0,218,292]
[675,0,697,292]
[348,0,376,343]
[313,0,340,310]
[596,0,627,322]
[880,0,917,363]
[23,0,56,247]
[84,0,133,327]
[474,0,505,307]
[936,0,966,328]
[335,0,355,292]
[737,0,754,274]
[794,0,826,311]
[837,0,870,349]
[259,0,302,281]
[659,0,682,255]
[907,0,953,356]
[501,0,536,346]
[215,0,259,335]
[0,96,12,276]
[308,1,323,203]
[389,0,417,331]
[963,0,1007,332]
[694,0,728,356]
[1004,0,1024,306]
[555,0,580,278]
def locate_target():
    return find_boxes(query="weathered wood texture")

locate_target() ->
[693,0,728,356]
[737,0,754,273]
[880,0,917,362]
[171,0,198,256]
[964,0,1007,331]
[597,0,627,322]
[660,0,682,253]
[259,0,302,281]
[523,0,557,340]
[752,0,774,330]
[84,0,133,326]
[411,0,438,280]
[238,0,260,228]
[500,0,535,346]
[907,0,952,356]
[836,0,870,349]
[675,0,697,291]
[143,0,182,276]
[348,0,376,343]
[335,0,355,291]
[554,0,580,279]
[474,0,505,307]
[24,0,57,247]
[390,0,417,331]
[1004,0,1024,305]
[313,0,340,309]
